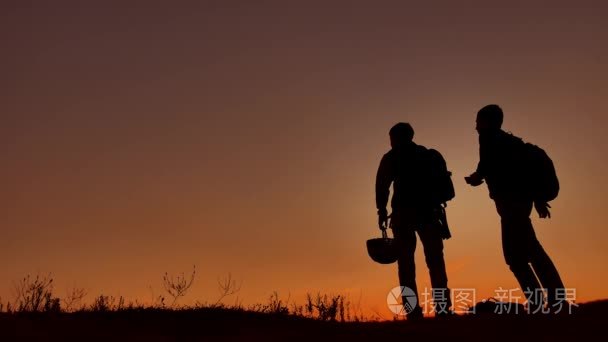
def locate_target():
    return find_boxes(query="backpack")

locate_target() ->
[425,148,455,205]
[525,143,559,202]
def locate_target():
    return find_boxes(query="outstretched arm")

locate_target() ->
[465,162,485,186]
[466,142,487,187]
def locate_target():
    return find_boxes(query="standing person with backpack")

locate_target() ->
[465,104,566,312]
[376,123,455,319]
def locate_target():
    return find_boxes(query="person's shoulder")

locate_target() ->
[501,132,527,152]
[381,149,395,163]
[413,143,429,153]
[420,147,448,165]
[501,130,524,143]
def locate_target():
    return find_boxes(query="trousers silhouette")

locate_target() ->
[495,199,565,308]
[391,208,451,315]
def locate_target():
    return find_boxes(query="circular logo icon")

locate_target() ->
[387,286,417,315]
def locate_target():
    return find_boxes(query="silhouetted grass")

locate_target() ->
[2,301,606,341]
[0,272,371,322]
[2,273,605,341]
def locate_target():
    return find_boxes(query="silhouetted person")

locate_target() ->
[466,104,565,312]
[376,123,452,319]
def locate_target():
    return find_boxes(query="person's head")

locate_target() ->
[389,122,414,148]
[476,104,503,133]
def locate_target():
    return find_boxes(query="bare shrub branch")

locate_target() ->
[90,295,116,312]
[304,292,347,322]
[214,273,241,307]
[13,273,60,313]
[163,265,196,307]
[63,287,87,312]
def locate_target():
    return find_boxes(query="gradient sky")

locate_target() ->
[2,1,607,316]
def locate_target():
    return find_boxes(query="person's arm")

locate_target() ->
[465,162,485,186]
[375,154,393,229]
[465,139,486,186]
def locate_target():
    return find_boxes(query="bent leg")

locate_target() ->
[497,200,544,310]
[528,240,565,306]
[508,263,543,310]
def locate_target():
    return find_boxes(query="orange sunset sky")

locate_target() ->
[1,1,607,317]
